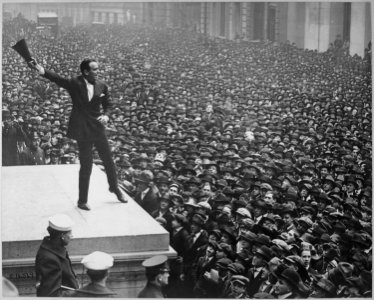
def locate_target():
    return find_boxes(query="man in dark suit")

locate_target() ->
[247,245,272,297]
[134,171,159,214]
[30,58,126,210]
[182,213,209,297]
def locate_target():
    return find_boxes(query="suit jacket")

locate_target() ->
[170,227,190,257]
[184,230,209,266]
[193,256,217,297]
[151,209,173,233]
[247,267,269,297]
[35,237,79,297]
[43,70,112,142]
[134,189,159,215]
[71,283,116,297]
[19,146,45,165]
[137,282,164,298]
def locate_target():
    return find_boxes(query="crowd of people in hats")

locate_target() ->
[2,14,373,298]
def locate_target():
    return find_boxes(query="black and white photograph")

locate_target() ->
[1,1,372,298]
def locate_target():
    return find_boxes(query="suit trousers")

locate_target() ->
[77,138,118,204]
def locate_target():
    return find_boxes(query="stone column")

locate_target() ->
[241,2,247,38]
[108,12,114,24]
[263,3,268,40]
[207,2,214,36]
[228,3,234,39]
[200,3,206,33]
[274,4,281,42]
[304,3,319,50]
[166,2,171,26]
[304,3,331,52]
[319,2,331,52]
[329,2,344,45]
[94,11,99,22]
[287,2,305,48]
[350,2,371,57]
[277,3,288,43]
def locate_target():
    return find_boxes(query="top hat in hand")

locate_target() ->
[11,39,36,68]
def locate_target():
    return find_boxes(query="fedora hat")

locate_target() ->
[254,245,273,261]
[315,278,337,296]
[134,171,153,184]
[279,268,310,295]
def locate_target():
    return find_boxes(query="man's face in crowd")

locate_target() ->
[191,222,201,234]
[251,186,260,196]
[320,167,329,177]
[346,183,355,192]
[301,250,311,269]
[323,182,332,191]
[253,207,263,218]
[32,138,40,148]
[300,188,309,197]
[283,213,293,226]
[208,234,218,244]
[232,281,246,297]
[208,165,218,175]
[158,183,169,195]
[264,168,275,178]
[202,183,212,195]
[281,179,290,189]
[274,279,292,296]
[136,181,149,192]
[264,191,275,206]
[262,219,275,231]
[169,186,179,194]
[206,104,213,113]
[206,245,215,258]
[252,253,264,267]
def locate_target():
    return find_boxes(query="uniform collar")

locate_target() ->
[40,236,67,259]
[76,283,116,296]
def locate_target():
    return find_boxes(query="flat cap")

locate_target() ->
[231,275,249,285]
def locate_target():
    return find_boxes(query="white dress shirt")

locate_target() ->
[83,78,94,101]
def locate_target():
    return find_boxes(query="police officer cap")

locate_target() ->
[142,255,169,272]
[48,214,73,232]
[81,251,114,270]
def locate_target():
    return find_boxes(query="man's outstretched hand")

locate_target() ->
[97,115,109,125]
[27,58,38,70]
[28,58,44,74]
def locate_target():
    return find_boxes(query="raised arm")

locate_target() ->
[29,60,72,91]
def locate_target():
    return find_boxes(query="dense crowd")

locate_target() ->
[2,14,372,298]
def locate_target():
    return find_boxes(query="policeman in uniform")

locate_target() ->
[71,251,116,297]
[138,255,170,298]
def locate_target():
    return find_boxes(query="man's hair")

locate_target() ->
[87,269,108,282]
[80,58,97,74]
[145,269,161,282]
[47,226,64,239]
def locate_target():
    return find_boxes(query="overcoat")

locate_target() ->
[138,282,164,298]
[71,283,116,297]
[35,237,79,297]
